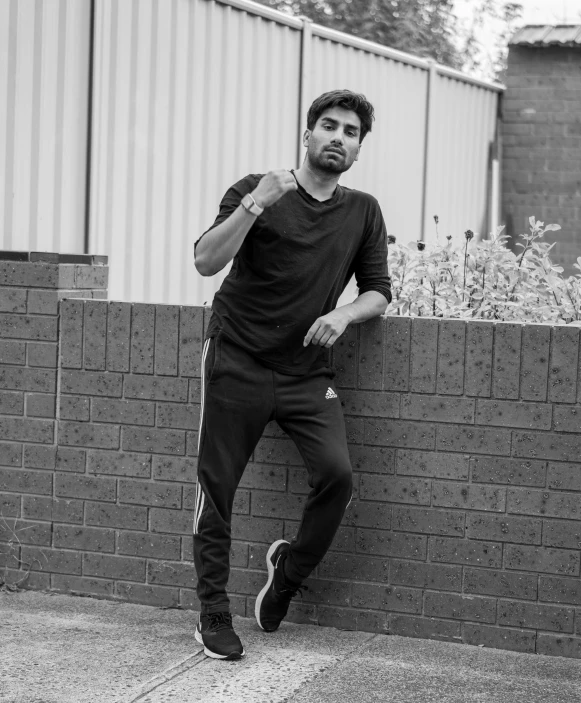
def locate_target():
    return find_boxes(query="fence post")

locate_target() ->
[297,16,313,168]
[420,60,437,243]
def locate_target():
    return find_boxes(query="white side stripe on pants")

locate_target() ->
[193,338,210,534]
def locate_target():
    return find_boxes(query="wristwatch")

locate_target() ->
[240,193,264,217]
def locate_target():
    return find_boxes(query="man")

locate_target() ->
[193,89,391,660]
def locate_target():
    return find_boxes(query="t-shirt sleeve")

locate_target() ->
[353,198,392,304]
[194,175,259,252]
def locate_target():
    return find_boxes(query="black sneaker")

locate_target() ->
[255,539,307,632]
[195,611,245,660]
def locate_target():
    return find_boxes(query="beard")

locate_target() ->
[307,144,355,175]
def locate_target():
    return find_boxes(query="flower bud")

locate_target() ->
[465,230,474,241]
[433,215,439,224]
[387,235,396,245]
[416,241,426,251]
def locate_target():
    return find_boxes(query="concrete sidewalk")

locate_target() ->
[2,591,581,703]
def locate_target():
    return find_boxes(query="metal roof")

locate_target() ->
[510,25,581,47]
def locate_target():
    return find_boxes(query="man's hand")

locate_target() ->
[303,309,351,348]
[252,170,298,209]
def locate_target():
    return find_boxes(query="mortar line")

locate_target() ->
[120,649,206,703]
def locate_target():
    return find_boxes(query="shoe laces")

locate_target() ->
[205,611,233,632]
[279,583,309,600]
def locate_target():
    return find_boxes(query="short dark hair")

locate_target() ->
[306,90,375,142]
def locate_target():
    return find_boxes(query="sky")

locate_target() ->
[453,0,581,81]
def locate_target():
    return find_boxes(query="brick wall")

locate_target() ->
[3,258,581,659]
[502,45,581,273]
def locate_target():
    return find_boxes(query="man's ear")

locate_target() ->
[303,129,311,147]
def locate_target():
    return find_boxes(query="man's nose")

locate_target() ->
[330,131,344,144]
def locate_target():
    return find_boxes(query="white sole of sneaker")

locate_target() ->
[254,538,289,631]
[194,626,245,660]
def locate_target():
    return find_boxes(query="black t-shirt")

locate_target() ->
[196,172,392,375]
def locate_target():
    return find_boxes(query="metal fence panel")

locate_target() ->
[0,0,90,254]
[89,0,301,305]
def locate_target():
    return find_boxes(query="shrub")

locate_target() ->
[385,217,581,323]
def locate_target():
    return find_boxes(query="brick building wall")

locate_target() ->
[3,257,581,658]
[502,44,581,273]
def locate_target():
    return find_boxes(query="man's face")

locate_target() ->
[304,106,362,175]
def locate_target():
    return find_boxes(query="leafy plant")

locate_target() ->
[385,216,581,323]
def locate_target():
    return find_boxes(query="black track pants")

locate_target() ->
[193,335,353,615]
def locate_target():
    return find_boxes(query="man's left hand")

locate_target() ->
[303,310,351,348]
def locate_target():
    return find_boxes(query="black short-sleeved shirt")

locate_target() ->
[196,172,391,375]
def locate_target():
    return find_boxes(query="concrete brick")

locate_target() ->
[384,316,410,392]
[55,447,86,473]
[437,425,511,456]
[51,574,115,598]
[359,474,431,505]
[463,567,537,600]
[492,323,521,399]
[340,390,399,418]
[22,496,83,524]
[56,474,116,502]
[553,405,581,433]
[0,519,51,546]
[390,615,461,642]
[73,265,108,290]
[238,462,286,491]
[548,461,581,491]
[498,599,574,632]
[343,500,391,530]
[543,519,581,549]
[22,546,81,575]
[536,635,581,658]
[85,501,147,531]
[117,531,181,560]
[345,417,364,444]
[539,575,581,605]
[391,560,462,591]
[429,536,502,568]
[83,553,145,582]
[121,427,185,455]
[188,379,201,404]
[0,340,25,365]
[352,583,422,613]
[154,305,179,376]
[520,324,550,401]
[432,481,506,512]
[392,506,465,537]
[130,304,155,374]
[358,317,383,390]
[0,416,53,443]
[26,393,56,418]
[410,318,439,393]
[179,306,204,377]
[123,375,188,402]
[464,321,494,397]
[152,455,194,483]
[0,442,21,467]
[0,288,27,313]
[0,262,60,288]
[149,508,194,535]
[424,592,496,624]
[61,370,122,397]
[549,326,579,403]
[513,429,581,462]
[92,398,155,426]
[508,486,581,520]
[364,419,435,450]
[436,320,465,395]
[251,490,304,520]
[355,527,426,559]
[462,623,536,653]
[59,299,84,369]
[83,301,107,370]
[53,524,115,553]
[0,492,20,517]
[401,395,474,424]
[157,402,199,430]
[396,450,468,480]
[467,512,542,544]
[185,431,199,457]
[348,445,394,474]
[27,342,57,368]
[476,399,551,429]
[119,479,181,508]
[88,450,151,478]
[333,323,358,389]
[470,456,546,486]
[0,367,55,393]
[59,395,90,421]
[147,559,195,588]
[27,289,58,315]
[0,390,23,415]
[231,514,283,543]
[0,313,57,341]
[505,544,579,576]
[59,421,119,449]
[106,302,131,372]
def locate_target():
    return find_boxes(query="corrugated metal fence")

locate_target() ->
[1,0,503,306]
